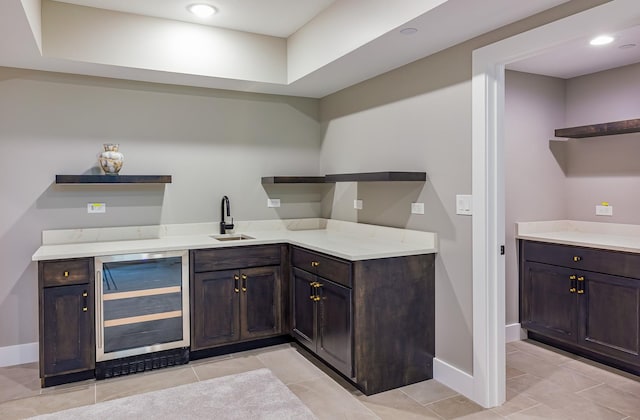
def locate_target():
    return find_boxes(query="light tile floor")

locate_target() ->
[1,340,639,419]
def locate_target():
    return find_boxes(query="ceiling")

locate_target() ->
[1,0,631,98]
[508,24,640,78]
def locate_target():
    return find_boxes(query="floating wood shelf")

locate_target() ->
[262,171,427,184]
[325,171,427,182]
[555,118,640,138]
[56,175,172,184]
[261,176,326,184]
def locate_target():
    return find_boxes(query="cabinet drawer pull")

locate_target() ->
[573,256,582,262]
[311,261,320,267]
[82,291,88,297]
[82,307,88,312]
[64,271,69,277]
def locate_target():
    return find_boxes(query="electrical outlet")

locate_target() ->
[267,198,280,208]
[354,200,363,210]
[411,202,424,214]
[88,203,106,213]
[596,205,613,216]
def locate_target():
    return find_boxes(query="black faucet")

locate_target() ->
[220,195,234,234]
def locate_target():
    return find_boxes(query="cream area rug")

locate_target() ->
[30,368,317,420]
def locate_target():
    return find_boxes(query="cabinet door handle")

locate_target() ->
[234,274,240,293]
[573,256,582,262]
[577,276,585,294]
[82,290,89,312]
[81,289,88,312]
[314,282,322,301]
[569,275,577,293]
[64,271,69,277]
[241,274,247,292]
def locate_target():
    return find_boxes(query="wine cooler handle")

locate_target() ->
[96,270,103,349]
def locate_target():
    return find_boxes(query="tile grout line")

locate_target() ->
[191,365,201,382]
[502,402,542,418]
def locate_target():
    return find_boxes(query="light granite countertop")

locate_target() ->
[516,220,640,254]
[32,218,438,262]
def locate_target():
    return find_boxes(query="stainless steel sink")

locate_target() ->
[210,234,255,241]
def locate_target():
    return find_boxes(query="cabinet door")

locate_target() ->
[317,277,353,377]
[42,284,94,376]
[192,270,240,350]
[240,266,282,340]
[291,267,317,350]
[578,272,640,365]
[521,262,578,343]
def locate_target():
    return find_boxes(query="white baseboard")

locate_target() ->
[0,342,38,367]
[505,323,526,343]
[433,357,474,399]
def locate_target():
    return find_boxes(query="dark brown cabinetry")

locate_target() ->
[38,258,95,387]
[291,246,435,395]
[190,245,285,351]
[291,248,353,377]
[520,240,640,374]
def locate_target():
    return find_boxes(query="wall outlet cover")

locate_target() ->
[88,203,106,213]
[267,198,281,208]
[411,202,425,214]
[354,199,363,210]
[595,205,613,216]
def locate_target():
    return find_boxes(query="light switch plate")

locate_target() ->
[411,202,424,214]
[88,203,106,213]
[456,195,472,216]
[354,199,363,210]
[267,198,281,208]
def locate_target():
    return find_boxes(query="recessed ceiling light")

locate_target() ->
[188,4,217,18]
[589,35,615,46]
[400,28,418,35]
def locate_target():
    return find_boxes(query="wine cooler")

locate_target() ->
[95,250,189,368]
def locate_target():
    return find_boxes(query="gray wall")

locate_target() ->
[564,63,640,223]
[504,71,568,326]
[0,68,321,348]
[319,46,474,371]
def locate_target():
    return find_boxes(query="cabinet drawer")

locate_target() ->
[193,245,281,272]
[291,247,352,288]
[40,259,92,287]
[521,240,640,279]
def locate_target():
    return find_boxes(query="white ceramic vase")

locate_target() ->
[98,144,124,175]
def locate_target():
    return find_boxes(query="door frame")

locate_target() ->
[471,0,640,407]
